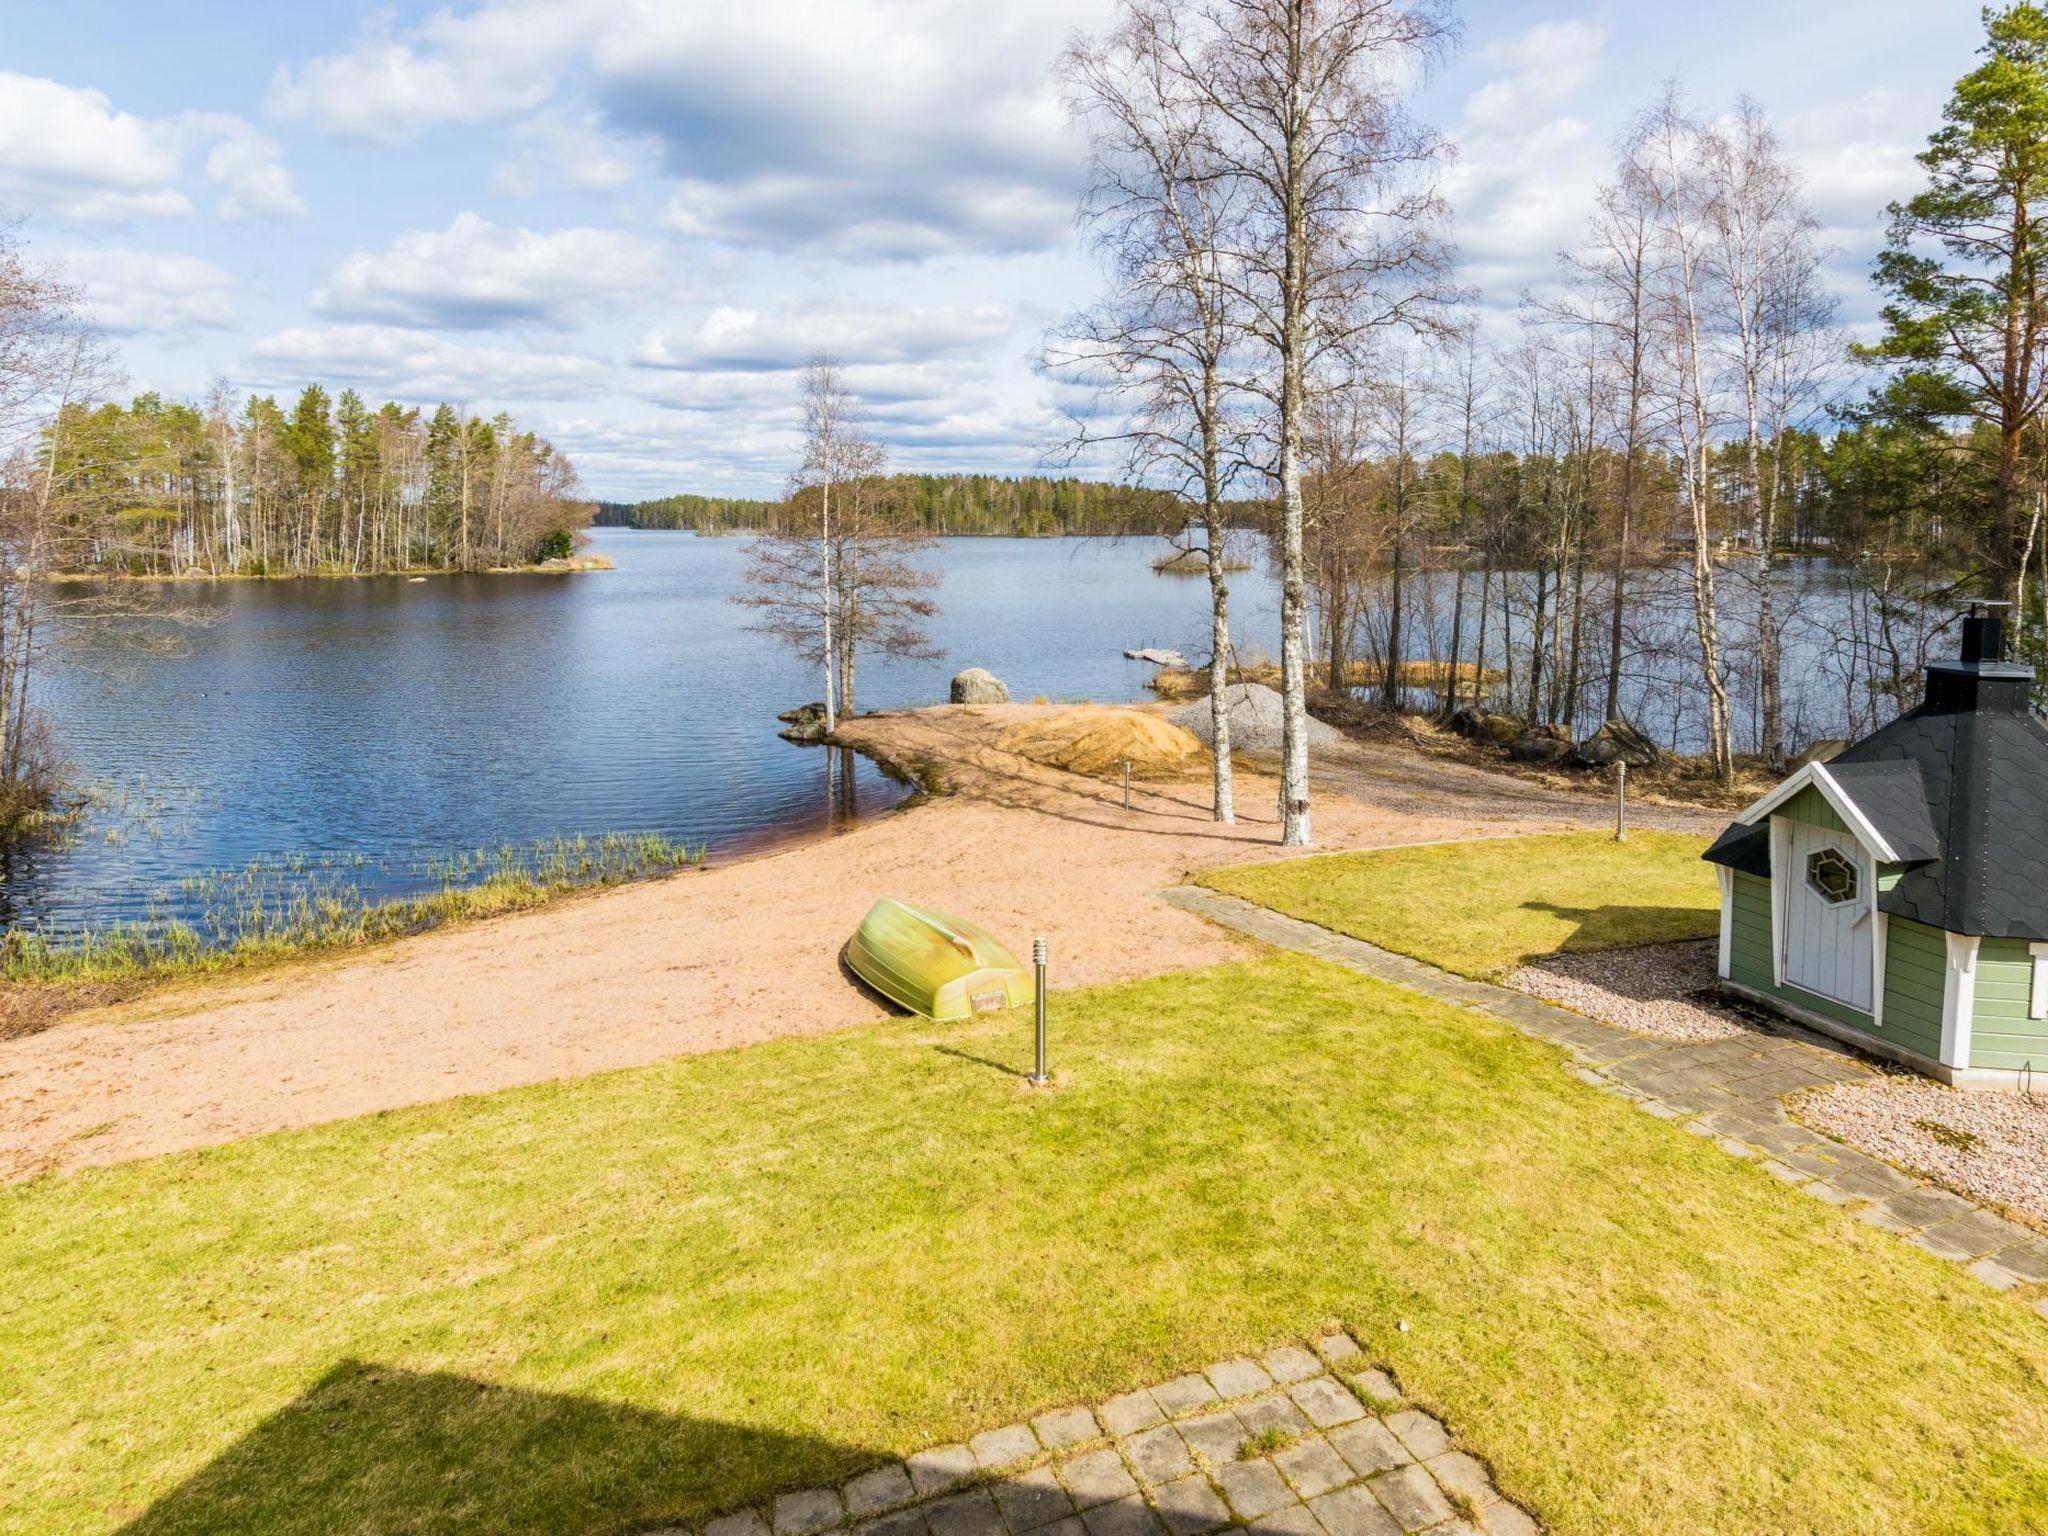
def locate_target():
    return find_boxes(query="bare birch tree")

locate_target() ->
[1056,5,1253,823]
[734,366,939,720]
[1149,0,1456,844]
[1629,85,1735,781]
[1703,98,1837,766]
[793,356,861,732]
[0,225,131,826]
[1541,174,1655,725]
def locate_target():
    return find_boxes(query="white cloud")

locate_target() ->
[65,248,235,335]
[269,0,1098,256]
[1440,21,1612,305]
[198,117,307,220]
[634,303,1013,371]
[313,213,666,329]
[0,72,189,222]
[245,323,606,400]
[598,0,1092,255]
[1782,88,1927,234]
[0,73,300,225]
[266,3,579,145]
[1466,21,1607,130]
[495,110,638,197]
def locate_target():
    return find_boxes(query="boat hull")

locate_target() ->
[845,898,1035,1021]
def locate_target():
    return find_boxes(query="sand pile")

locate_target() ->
[996,707,1206,780]
[1171,683,1341,754]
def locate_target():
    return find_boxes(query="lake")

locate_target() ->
[5,530,1938,938]
[8,530,1282,935]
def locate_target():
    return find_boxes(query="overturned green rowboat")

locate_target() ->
[844,897,1035,1021]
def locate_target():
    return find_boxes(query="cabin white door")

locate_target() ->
[1782,819,1874,1011]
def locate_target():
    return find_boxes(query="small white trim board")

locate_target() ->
[1769,818,1789,987]
[1716,865,1734,980]
[2031,942,2048,1020]
[1940,933,1980,1070]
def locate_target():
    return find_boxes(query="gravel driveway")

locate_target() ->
[1307,739,1730,835]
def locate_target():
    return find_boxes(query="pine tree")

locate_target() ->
[1864,2,2048,626]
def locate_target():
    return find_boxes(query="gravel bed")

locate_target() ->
[1797,1076,2048,1230]
[1169,682,1340,754]
[1505,938,1757,1042]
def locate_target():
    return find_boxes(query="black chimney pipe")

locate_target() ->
[1959,601,2007,663]
[1928,601,2030,714]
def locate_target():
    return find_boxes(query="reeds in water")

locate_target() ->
[2,831,704,984]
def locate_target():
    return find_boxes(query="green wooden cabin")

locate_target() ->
[1704,606,2048,1090]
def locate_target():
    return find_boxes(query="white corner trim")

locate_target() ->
[1738,761,1899,862]
[1768,818,1789,987]
[1940,932,1981,1070]
[2030,942,2048,1020]
[1716,865,1733,980]
[1872,910,1890,1031]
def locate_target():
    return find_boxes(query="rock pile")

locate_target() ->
[1169,683,1341,754]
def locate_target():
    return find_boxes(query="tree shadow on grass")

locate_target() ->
[1515,899,1719,964]
[118,1360,881,1536]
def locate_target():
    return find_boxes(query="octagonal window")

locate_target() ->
[1806,847,1859,905]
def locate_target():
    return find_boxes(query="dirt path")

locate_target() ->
[1308,736,1730,835]
[0,704,1654,1180]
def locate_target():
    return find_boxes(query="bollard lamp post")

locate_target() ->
[1030,936,1049,1085]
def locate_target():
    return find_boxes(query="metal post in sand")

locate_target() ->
[1031,936,1049,1085]
[1121,758,1132,809]
[1615,760,1628,843]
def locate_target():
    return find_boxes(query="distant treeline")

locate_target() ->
[45,388,587,577]
[593,474,1197,537]
[592,494,774,531]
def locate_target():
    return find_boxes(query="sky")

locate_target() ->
[0,0,1990,501]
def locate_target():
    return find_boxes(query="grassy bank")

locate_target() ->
[3,954,2043,1534]
[42,554,614,583]
[0,831,702,991]
[1197,829,1719,975]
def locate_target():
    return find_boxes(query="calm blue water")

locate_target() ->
[4,531,1281,934]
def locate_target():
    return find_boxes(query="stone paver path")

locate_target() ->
[1160,886,2048,1320]
[686,1336,1534,1536]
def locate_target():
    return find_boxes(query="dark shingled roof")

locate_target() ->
[1705,611,2048,942]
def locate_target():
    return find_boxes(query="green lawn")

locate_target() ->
[4,955,2046,1535]
[1196,829,1719,975]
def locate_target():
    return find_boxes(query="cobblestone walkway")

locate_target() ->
[1159,886,2048,1316]
[694,1337,1533,1536]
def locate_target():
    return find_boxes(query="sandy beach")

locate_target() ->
[0,703,1645,1180]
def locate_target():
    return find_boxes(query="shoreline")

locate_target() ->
[0,703,1592,1179]
[42,554,615,585]
[0,782,915,1040]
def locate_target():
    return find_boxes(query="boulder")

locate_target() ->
[1450,706,1488,739]
[1508,732,1574,765]
[1570,717,1661,769]
[1477,713,1524,746]
[950,667,1010,705]
[777,701,826,726]
[1123,647,1190,668]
